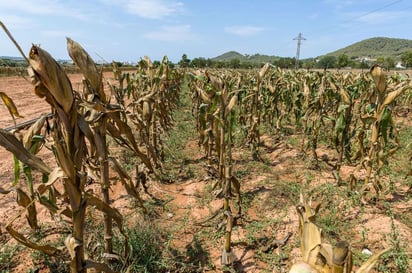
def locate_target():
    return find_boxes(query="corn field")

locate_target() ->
[0,23,411,273]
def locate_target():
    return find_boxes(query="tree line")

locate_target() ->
[177,52,412,70]
[3,51,412,72]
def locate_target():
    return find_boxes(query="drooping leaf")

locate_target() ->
[0,129,51,174]
[13,155,20,186]
[29,45,74,113]
[66,37,106,102]
[16,188,31,208]
[356,248,391,273]
[6,225,61,256]
[0,91,23,125]
[22,114,46,150]
[84,260,118,273]
[85,193,125,234]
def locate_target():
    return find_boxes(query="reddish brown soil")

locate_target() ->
[0,74,411,273]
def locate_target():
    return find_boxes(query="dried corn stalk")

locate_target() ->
[290,195,390,273]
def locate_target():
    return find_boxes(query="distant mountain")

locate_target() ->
[0,56,25,61]
[324,37,412,60]
[211,37,412,64]
[212,51,279,64]
[212,51,245,62]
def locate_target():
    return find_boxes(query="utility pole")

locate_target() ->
[293,32,306,69]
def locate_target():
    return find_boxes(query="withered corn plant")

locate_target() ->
[349,65,410,201]
[67,37,115,256]
[28,44,132,273]
[107,56,182,173]
[0,90,49,231]
[0,23,141,272]
[15,114,50,230]
[289,195,390,273]
[190,70,241,266]
[300,72,339,169]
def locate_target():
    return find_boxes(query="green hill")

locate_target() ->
[212,37,412,64]
[324,37,412,60]
[212,51,279,64]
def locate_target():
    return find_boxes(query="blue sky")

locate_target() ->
[1,0,411,63]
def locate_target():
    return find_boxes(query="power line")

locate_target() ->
[272,0,404,58]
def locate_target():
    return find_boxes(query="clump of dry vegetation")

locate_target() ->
[0,21,411,273]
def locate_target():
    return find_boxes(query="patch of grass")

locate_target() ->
[0,245,20,273]
[307,182,353,242]
[255,244,291,273]
[196,182,214,207]
[161,75,199,182]
[30,249,69,273]
[111,222,168,273]
[377,204,410,273]
[285,134,301,149]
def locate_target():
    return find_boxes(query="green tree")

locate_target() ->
[337,54,349,69]
[316,56,337,69]
[401,51,412,68]
[191,57,207,68]
[376,57,385,65]
[303,59,316,69]
[384,57,395,70]
[179,53,190,68]
[275,57,295,69]
[229,58,241,69]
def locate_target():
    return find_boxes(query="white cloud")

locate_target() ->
[0,14,33,29]
[144,25,193,41]
[0,0,90,20]
[126,0,184,19]
[224,26,264,37]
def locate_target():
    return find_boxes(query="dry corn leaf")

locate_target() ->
[0,92,23,124]
[107,157,146,207]
[107,112,154,172]
[339,88,351,105]
[22,114,46,150]
[16,188,31,208]
[197,86,211,104]
[225,94,238,113]
[38,194,59,214]
[332,241,349,266]
[296,204,322,265]
[258,63,270,82]
[382,86,409,107]
[370,64,387,99]
[77,114,96,150]
[65,234,82,260]
[85,193,124,233]
[288,262,318,273]
[6,225,61,256]
[66,37,106,102]
[142,100,152,121]
[356,248,391,273]
[0,129,51,174]
[84,260,118,273]
[29,45,74,113]
[319,243,333,267]
[53,140,75,179]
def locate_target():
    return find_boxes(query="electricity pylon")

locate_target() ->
[293,33,306,69]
